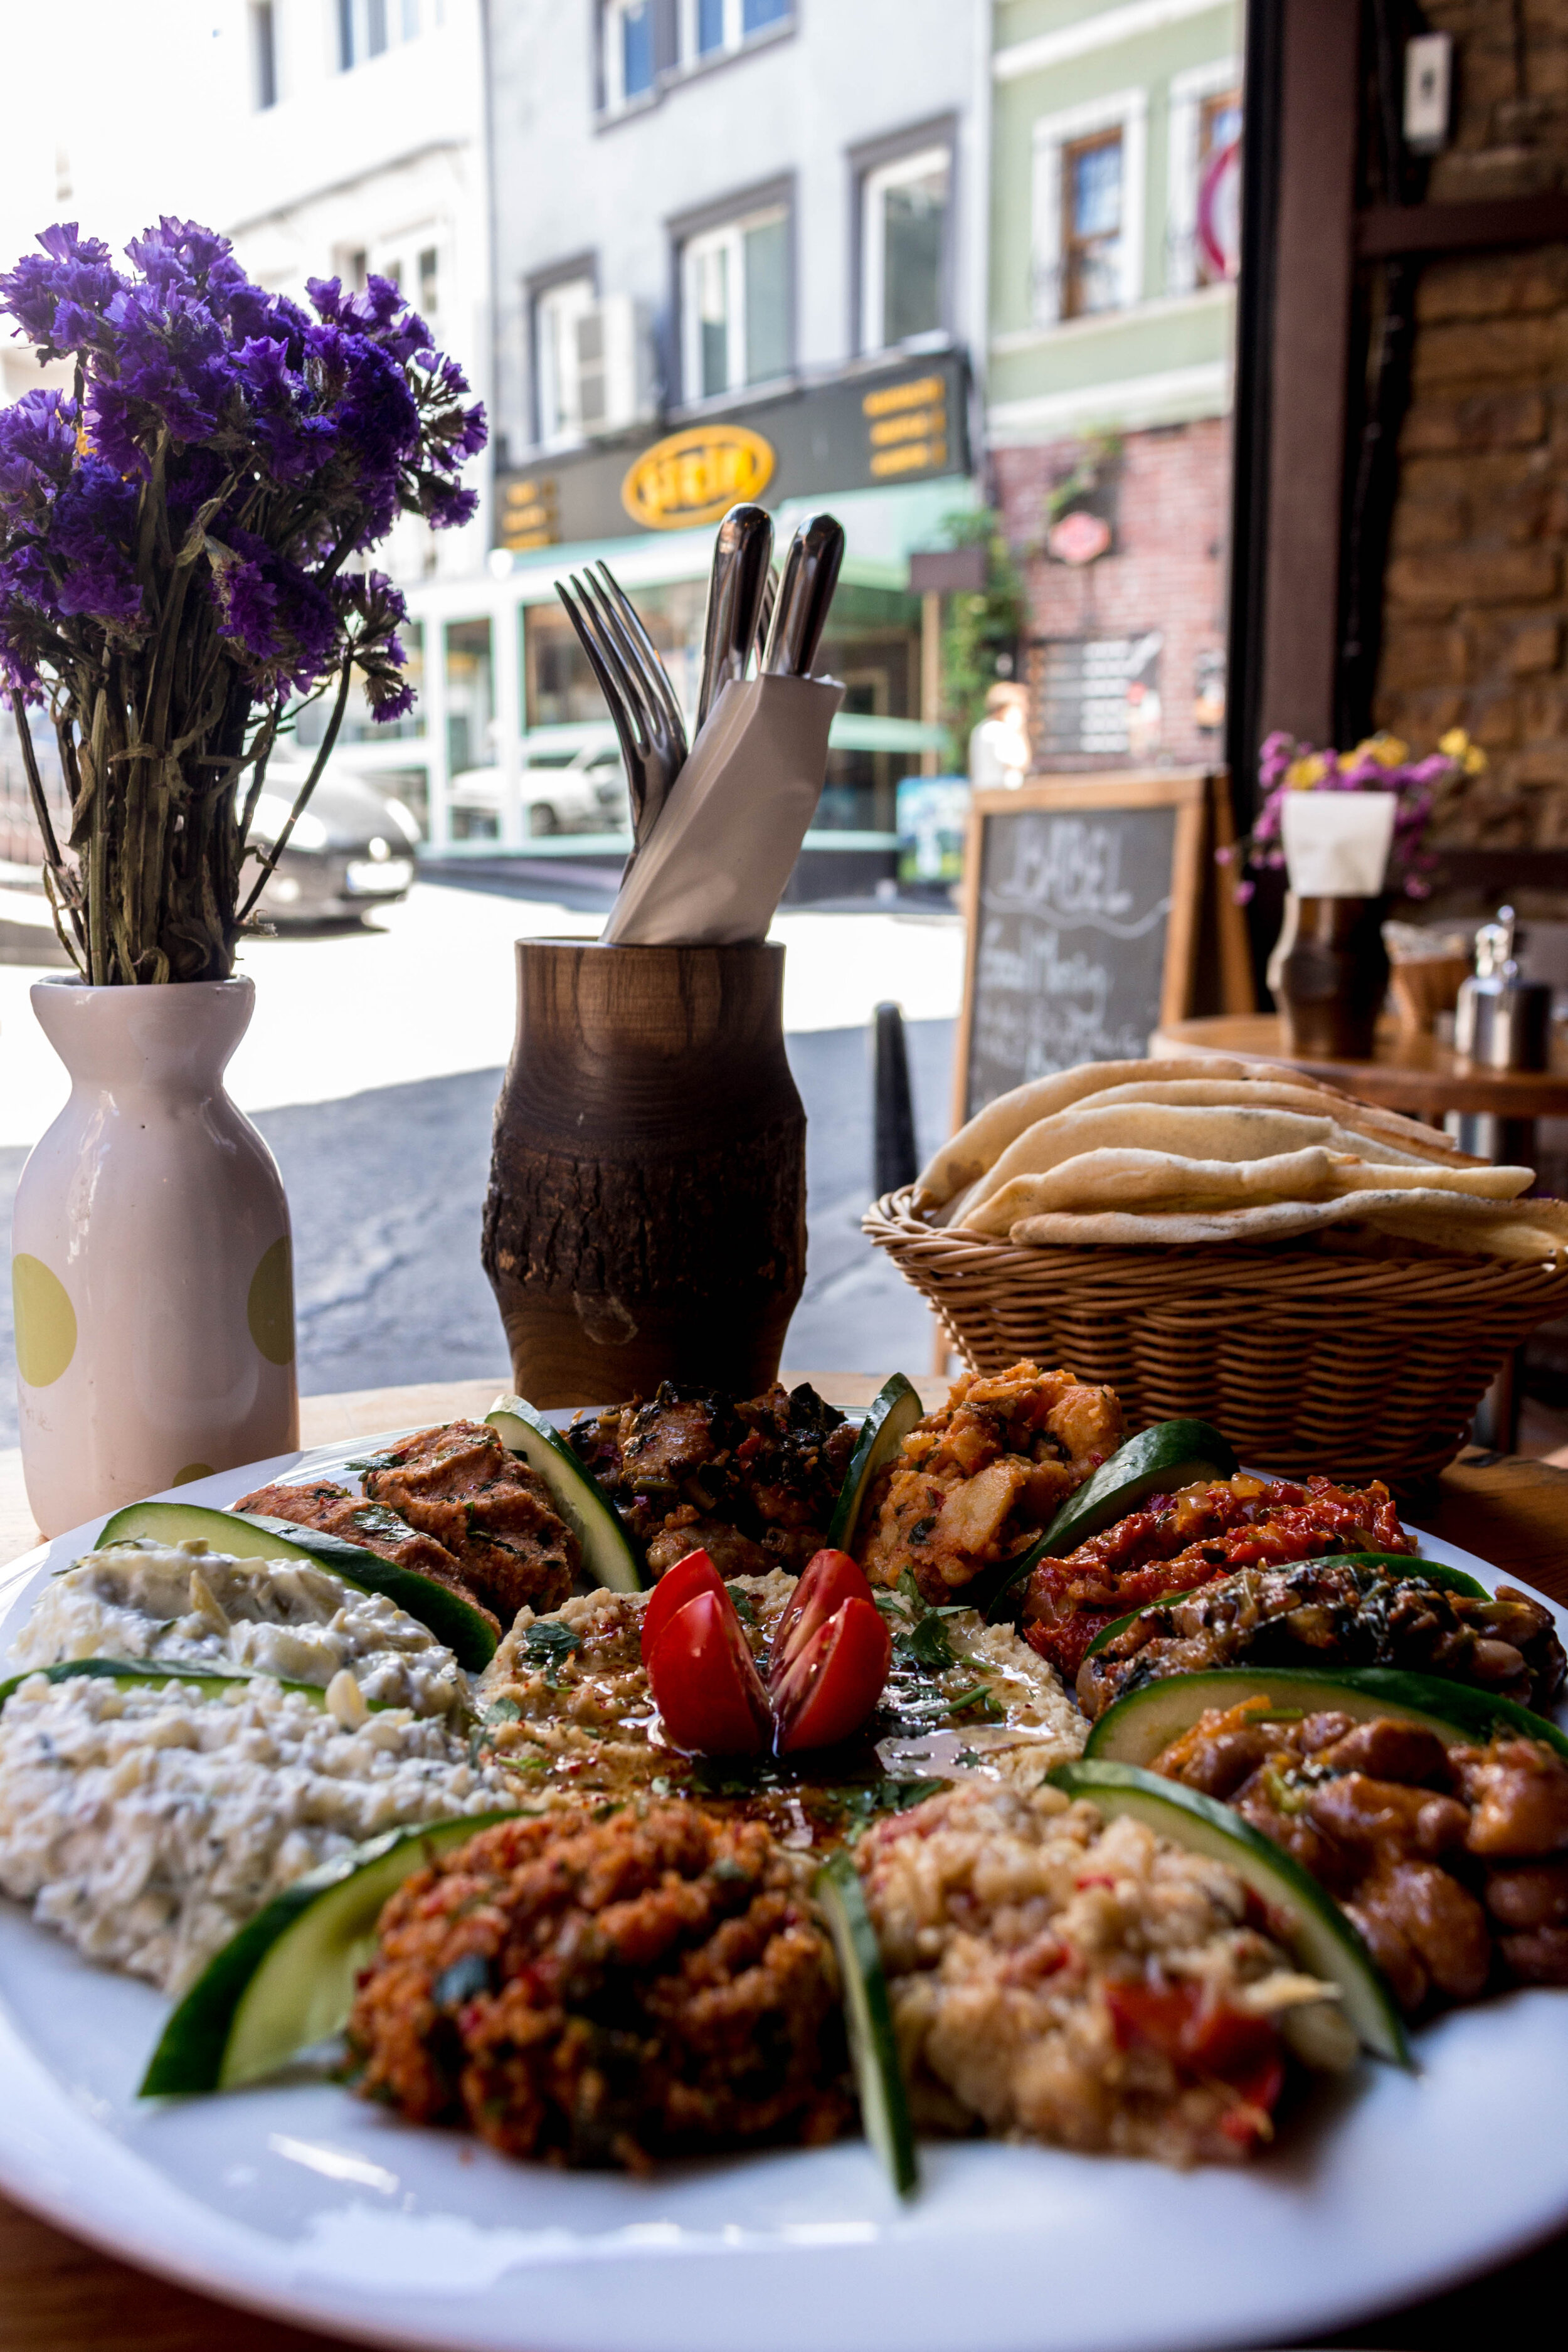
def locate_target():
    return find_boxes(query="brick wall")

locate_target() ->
[993,417,1232,770]
[1371,2,1568,845]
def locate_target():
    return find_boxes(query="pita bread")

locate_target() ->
[948,1103,1438,1228]
[962,1147,1335,1234]
[1008,1189,1568,1264]
[1322,1154,1532,1200]
[912,1056,1258,1209]
[1054,1078,1470,1165]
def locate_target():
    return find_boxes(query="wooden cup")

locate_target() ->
[482,940,807,1406]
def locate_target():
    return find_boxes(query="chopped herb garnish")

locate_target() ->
[908,1516,936,1545]
[898,1613,957,1673]
[726,1584,758,1626]
[484,1697,521,1725]
[349,1503,416,1544]
[344,1449,402,1473]
[522,1621,581,1687]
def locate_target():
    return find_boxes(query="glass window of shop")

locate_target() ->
[681,207,790,401]
[861,147,950,353]
[525,580,709,734]
[445,617,494,781]
[814,583,923,835]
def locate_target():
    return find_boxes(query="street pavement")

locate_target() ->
[0,881,959,1444]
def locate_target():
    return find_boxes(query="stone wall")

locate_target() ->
[994,417,1232,771]
[1371,1,1568,845]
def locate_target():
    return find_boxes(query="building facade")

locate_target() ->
[437,0,990,865]
[986,0,1241,771]
[203,0,493,825]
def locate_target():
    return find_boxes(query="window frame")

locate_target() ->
[1060,127,1125,322]
[337,0,423,71]
[669,176,794,407]
[677,0,793,66]
[251,1,278,107]
[1029,88,1147,326]
[1167,57,1242,295]
[600,0,660,115]
[849,116,957,360]
[528,256,600,450]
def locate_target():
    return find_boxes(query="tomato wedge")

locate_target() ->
[769,1549,875,1685]
[773,1596,893,1754]
[640,1548,727,1665]
[646,1589,770,1756]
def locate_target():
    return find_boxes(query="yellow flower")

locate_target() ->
[1439,726,1486,776]
[1350,733,1407,768]
[1285,753,1327,790]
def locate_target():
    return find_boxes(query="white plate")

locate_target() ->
[0,1441,1565,2352]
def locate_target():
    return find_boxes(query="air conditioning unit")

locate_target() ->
[575,295,656,435]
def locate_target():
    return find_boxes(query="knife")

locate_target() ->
[760,514,845,679]
[695,504,774,732]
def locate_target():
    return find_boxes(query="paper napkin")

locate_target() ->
[602,672,844,946]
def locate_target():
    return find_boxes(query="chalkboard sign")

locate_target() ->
[952,773,1215,1126]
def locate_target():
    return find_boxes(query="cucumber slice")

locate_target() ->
[0,1657,328,1714]
[485,1396,645,1593]
[1081,1552,1491,1665]
[1085,1664,1568,1767]
[813,1850,918,2196]
[826,1373,923,1554]
[96,1500,497,1671]
[141,1811,517,2095]
[1039,1419,1239,1560]
[1048,1759,1408,2065]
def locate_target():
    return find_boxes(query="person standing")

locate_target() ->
[968,681,1032,788]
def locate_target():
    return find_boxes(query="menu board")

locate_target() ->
[952,773,1212,1125]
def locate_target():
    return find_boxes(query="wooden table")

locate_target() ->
[1150,1010,1568,1126]
[0,1377,1565,2351]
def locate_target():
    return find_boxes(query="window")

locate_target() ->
[418,245,439,318]
[681,0,791,63]
[534,273,596,445]
[251,2,277,107]
[1167,61,1241,294]
[602,0,655,110]
[346,248,368,291]
[1030,92,1145,324]
[681,208,788,400]
[861,145,950,354]
[1195,89,1242,285]
[337,0,421,70]
[1062,131,1123,319]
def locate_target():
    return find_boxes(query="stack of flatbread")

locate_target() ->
[912,1057,1568,1264]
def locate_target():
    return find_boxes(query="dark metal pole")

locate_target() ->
[872,1001,918,1197]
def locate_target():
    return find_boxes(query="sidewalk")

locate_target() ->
[0,879,965,1147]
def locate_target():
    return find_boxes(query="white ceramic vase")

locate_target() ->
[11,975,299,1537]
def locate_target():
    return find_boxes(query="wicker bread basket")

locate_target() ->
[864,1186,1568,1492]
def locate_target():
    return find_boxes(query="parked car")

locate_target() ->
[448,741,628,837]
[248,762,421,924]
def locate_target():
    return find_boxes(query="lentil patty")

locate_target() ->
[346,1805,849,2168]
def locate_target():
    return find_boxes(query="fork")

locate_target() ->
[558,564,687,847]
[554,564,687,853]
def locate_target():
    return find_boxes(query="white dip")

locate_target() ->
[0,1671,510,1993]
[10,1542,467,1720]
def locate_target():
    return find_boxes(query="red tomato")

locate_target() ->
[647,1591,770,1756]
[640,1548,727,1665]
[768,1549,876,1688]
[773,1596,892,1754]
[1105,1979,1281,2095]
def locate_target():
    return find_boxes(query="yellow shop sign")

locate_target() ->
[621,423,776,531]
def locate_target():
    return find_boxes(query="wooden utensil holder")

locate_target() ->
[483,940,806,1406]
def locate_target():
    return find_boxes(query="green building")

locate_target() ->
[985,0,1243,768]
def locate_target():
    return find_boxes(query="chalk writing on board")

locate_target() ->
[965,807,1177,1116]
